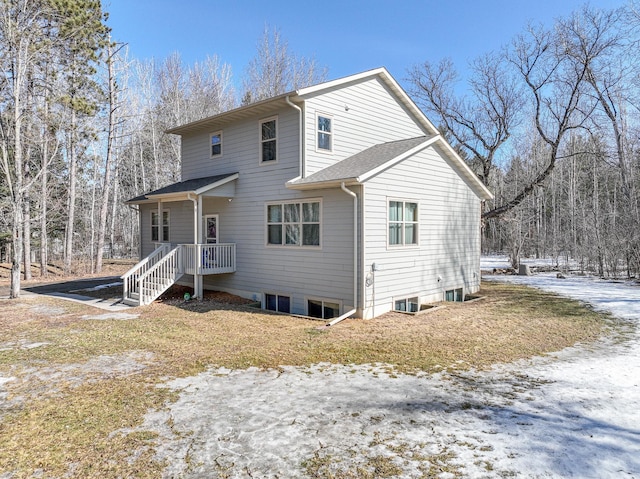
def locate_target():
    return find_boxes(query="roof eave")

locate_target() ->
[286,178,360,190]
[194,172,239,195]
[166,93,301,136]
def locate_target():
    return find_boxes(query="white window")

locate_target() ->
[267,200,320,247]
[151,210,169,242]
[394,296,419,313]
[316,113,332,152]
[265,293,291,313]
[388,200,419,246]
[307,298,340,319]
[445,288,464,302]
[260,117,277,163]
[210,131,222,158]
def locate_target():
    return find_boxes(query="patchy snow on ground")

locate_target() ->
[134,266,640,478]
[81,312,139,321]
[70,281,122,293]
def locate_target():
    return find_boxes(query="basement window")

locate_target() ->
[265,293,291,313]
[394,296,419,313]
[307,298,340,319]
[445,288,464,302]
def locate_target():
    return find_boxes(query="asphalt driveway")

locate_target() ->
[18,276,129,311]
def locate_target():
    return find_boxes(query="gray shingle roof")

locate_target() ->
[126,173,238,203]
[290,136,430,186]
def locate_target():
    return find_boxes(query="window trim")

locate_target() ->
[315,112,333,153]
[210,131,223,158]
[259,116,278,164]
[305,296,342,320]
[265,198,322,249]
[387,198,420,248]
[151,209,170,243]
[264,292,291,313]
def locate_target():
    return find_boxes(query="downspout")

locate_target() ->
[285,96,304,178]
[326,182,358,326]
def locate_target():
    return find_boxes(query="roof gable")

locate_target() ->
[165,67,438,138]
[288,136,435,186]
[287,136,493,201]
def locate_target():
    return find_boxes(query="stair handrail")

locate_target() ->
[122,243,171,301]
[138,245,182,305]
[121,243,170,280]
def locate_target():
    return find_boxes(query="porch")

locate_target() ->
[121,243,236,306]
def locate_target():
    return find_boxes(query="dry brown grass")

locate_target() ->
[0,259,135,282]
[0,281,613,478]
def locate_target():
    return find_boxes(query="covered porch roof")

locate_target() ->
[126,172,239,204]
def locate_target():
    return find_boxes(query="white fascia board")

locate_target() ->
[286,178,359,190]
[436,140,494,200]
[297,67,439,137]
[194,173,239,196]
[296,67,388,97]
[356,135,440,183]
[145,192,192,201]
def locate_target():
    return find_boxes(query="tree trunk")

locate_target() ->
[40,139,48,277]
[64,110,77,275]
[95,41,118,273]
[23,195,31,280]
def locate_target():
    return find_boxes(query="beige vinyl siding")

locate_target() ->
[181,107,300,181]
[175,104,355,315]
[302,77,425,176]
[202,187,356,315]
[139,201,195,257]
[363,146,481,317]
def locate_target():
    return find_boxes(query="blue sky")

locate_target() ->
[104,0,625,90]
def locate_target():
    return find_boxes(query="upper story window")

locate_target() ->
[267,200,320,247]
[210,131,222,158]
[151,210,170,242]
[260,117,277,163]
[316,114,332,152]
[388,200,418,246]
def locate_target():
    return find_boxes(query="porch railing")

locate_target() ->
[122,243,236,306]
[181,243,236,275]
[121,243,171,301]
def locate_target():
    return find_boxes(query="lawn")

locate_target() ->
[0,281,612,478]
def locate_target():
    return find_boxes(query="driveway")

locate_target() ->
[18,277,130,312]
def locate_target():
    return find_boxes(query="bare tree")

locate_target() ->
[0,0,49,297]
[409,54,523,186]
[241,26,327,104]
[94,38,125,273]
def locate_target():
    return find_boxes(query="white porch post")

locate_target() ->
[157,200,162,245]
[188,193,202,299]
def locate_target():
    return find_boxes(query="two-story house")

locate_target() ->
[123,67,493,321]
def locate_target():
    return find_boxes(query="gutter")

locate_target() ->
[327,182,359,326]
[285,96,304,178]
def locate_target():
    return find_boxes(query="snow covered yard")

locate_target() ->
[131,259,640,478]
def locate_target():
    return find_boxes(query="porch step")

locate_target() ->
[122,297,140,307]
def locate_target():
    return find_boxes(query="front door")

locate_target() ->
[204,215,218,244]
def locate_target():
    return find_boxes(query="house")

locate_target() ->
[123,67,493,321]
